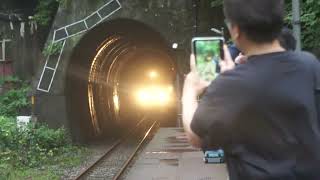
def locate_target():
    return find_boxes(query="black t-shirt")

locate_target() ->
[191,51,320,180]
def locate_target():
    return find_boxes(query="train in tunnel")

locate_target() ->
[65,19,178,141]
[34,0,224,142]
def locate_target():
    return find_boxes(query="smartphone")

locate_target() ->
[192,37,224,81]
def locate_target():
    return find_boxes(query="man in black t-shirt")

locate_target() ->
[182,0,320,179]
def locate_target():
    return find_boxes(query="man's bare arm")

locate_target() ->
[182,86,203,148]
[182,46,235,148]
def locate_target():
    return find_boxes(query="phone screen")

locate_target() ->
[193,39,222,81]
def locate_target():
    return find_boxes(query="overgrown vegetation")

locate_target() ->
[0,78,89,179]
[34,0,60,26]
[0,83,30,117]
[0,117,88,179]
[42,41,64,56]
[285,0,320,51]
[33,0,70,50]
[34,0,71,26]
[0,76,20,86]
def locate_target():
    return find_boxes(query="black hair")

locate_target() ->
[224,0,285,43]
[278,28,297,51]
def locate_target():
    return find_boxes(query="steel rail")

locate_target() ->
[74,139,122,180]
[74,116,149,180]
[113,121,158,180]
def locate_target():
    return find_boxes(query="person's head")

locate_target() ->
[278,28,297,51]
[224,0,285,53]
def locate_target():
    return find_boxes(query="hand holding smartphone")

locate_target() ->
[191,37,224,82]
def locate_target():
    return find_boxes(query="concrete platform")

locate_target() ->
[126,128,229,180]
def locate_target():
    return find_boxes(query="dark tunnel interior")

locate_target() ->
[66,19,178,141]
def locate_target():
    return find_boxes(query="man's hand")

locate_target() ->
[182,47,236,148]
[183,54,210,98]
[235,53,248,64]
[220,45,236,72]
[181,54,209,148]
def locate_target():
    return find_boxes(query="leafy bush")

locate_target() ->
[34,0,71,26]
[0,76,20,86]
[42,41,64,57]
[0,117,71,168]
[0,77,87,179]
[286,0,320,51]
[0,116,88,179]
[34,0,60,26]
[0,84,31,117]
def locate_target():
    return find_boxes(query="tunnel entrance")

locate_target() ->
[66,19,178,141]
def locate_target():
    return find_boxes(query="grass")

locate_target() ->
[0,146,90,180]
[0,79,90,180]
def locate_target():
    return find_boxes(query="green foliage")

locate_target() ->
[0,117,88,179]
[42,41,64,56]
[34,0,60,26]
[58,0,72,8]
[34,0,72,26]
[195,41,220,59]
[0,84,31,117]
[0,117,68,168]
[285,0,320,50]
[0,80,88,179]
[1,167,59,180]
[0,76,20,86]
[210,0,223,8]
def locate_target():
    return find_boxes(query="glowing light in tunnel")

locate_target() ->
[135,86,172,107]
[167,86,174,92]
[148,71,158,79]
[113,94,120,112]
[88,36,121,135]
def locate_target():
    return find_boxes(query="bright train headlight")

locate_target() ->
[135,86,172,107]
[137,89,152,103]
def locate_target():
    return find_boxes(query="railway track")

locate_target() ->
[74,118,158,180]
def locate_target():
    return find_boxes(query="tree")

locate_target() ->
[286,0,320,51]
[34,0,60,26]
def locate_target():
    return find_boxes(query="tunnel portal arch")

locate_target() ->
[33,0,208,143]
[66,19,178,141]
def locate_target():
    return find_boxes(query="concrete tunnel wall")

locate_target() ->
[34,0,197,141]
[66,19,179,140]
